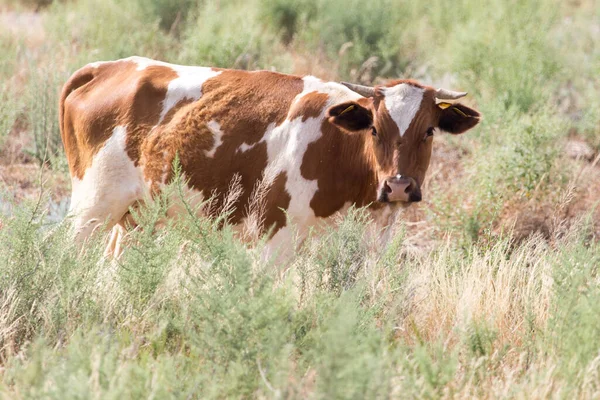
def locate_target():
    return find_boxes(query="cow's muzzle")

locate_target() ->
[378,175,422,203]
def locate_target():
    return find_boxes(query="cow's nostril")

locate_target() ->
[383,181,392,194]
[404,183,413,194]
[410,192,422,202]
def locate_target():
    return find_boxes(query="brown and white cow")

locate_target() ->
[59,56,480,256]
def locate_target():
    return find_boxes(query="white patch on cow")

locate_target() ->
[158,66,221,123]
[119,56,221,124]
[301,76,363,102]
[205,120,224,158]
[241,76,364,233]
[69,126,148,244]
[238,142,255,153]
[128,56,163,71]
[262,119,319,226]
[237,76,358,157]
[383,83,425,137]
[89,56,165,71]
[88,61,106,69]
[280,78,362,222]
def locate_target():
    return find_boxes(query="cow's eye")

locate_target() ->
[424,127,434,141]
[371,126,377,137]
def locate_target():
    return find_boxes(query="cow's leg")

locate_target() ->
[69,186,133,246]
[68,126,147,248]
[105,223,123,258]
[104,211,137,258]
[69,185,141,248]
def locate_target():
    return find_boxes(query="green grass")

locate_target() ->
[1,191,599,398]
[1,0,600,398]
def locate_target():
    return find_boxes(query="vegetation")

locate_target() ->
[0,0,599,398]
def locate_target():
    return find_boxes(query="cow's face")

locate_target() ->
[328,80,480,204]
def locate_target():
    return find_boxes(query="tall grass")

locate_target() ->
[43,0,176,65]
[178,0,291,70]
[23,63,65,166]
[0,189,598,398]
[0,84,18,150]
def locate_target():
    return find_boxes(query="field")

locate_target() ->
[1,0,600,398]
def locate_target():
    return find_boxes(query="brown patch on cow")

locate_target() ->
[262,171,291,232]
[141,69,303,235]
[60,60,177,179]
[123,65,179,165]
[161,98,196,125]
[301,116,379,218]
[289,91,329,121]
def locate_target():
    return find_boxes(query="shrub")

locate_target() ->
[0,84,19,150]
[434,0,561,113]
[44,0,176,64]
[259,0,317,45]
[178,0,290,70]
[138,0,196,34]
[278,0,407,81]
[23,63,66,167]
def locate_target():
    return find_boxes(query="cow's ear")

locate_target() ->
[438,102,480,134]
[327,101,373,132]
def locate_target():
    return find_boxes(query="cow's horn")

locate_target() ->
[341,82,375,98]
[435,88,468,100]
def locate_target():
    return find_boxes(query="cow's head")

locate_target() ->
[327,80,480,204]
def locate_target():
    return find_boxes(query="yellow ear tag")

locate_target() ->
[452,107,468,118]
[339,104,355,115]
[437,102,452,109]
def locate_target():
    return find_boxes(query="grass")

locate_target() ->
[0,192,598,398]
[0,0,599,398]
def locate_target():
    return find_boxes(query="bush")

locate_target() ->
[44,0,176,64]
[0,84,19,150]
[429,0,561,112]
[260,0,317,45]
[138,0,196,34]
[178,0,290,70]
[265,0,407,81]
[23,63,66,167]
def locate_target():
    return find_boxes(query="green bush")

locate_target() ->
[44,0,176,64]
[138,0,196,34]
[178,0,290,70]
[0,193,599,397]
[23,63,66,167]
[0,84,19,150]
[268,0,407,80]
[260,0,317,45]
